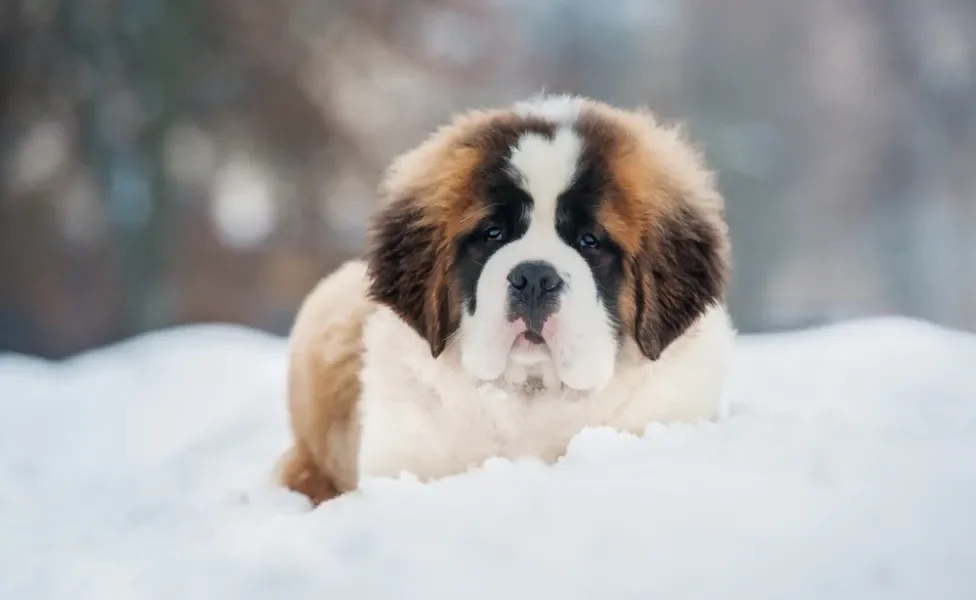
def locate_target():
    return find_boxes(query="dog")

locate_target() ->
[276,94,736,505]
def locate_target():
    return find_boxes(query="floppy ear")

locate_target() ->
[365,196,458,358]
[631,204,730,360]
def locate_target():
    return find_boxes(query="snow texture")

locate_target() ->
[2,317,976,599]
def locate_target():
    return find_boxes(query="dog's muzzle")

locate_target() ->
[506,260,562,342]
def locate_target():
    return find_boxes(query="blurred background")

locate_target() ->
[1,0,974,359]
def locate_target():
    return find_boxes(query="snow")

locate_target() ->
[2,317,976,599]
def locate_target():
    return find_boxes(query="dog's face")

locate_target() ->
[366,96,730,393]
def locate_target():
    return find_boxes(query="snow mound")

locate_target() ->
[2,318,975,599]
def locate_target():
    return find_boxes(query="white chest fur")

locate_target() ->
[356,305,736,482]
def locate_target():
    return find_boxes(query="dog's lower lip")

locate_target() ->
[523,331,545,345]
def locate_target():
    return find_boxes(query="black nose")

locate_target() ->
[507,261,563,336]
[507,261,564,296]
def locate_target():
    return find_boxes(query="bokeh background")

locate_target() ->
[1,0,974,359]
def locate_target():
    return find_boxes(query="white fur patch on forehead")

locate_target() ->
[506,127,582,225]
[512,94,585,124]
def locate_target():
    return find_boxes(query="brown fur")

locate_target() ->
[367,111,559,356]
[276,98,731,506]
[576,102,730,360]
[275,260,374,505]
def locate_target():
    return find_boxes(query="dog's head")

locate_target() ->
[366,95,731,393]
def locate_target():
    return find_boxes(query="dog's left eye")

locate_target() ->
[484,226,505,242]
[578,233,600,249]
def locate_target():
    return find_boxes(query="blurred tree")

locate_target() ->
[0,0,974,357]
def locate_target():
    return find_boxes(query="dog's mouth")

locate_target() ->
[510,331,552,366]
[502,331,560,391]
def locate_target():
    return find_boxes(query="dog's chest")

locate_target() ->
[450,383,596,455]
[355,304,733,485]
[355,371,644,483]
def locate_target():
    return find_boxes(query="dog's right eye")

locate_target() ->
[484,226,505,242]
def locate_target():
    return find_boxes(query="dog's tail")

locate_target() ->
[272,442,340,506]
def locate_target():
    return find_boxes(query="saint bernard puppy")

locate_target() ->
[277,94,736,505]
